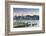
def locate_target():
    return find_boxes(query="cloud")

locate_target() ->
[13,8,39,16]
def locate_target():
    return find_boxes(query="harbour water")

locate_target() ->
[13,20,39,28]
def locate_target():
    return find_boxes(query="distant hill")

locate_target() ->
[13,15,39,20]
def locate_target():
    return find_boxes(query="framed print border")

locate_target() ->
[5,1,45,36]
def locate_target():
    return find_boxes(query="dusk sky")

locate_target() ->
[13,8,39,16]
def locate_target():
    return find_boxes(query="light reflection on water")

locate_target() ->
[13,20,39,27]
